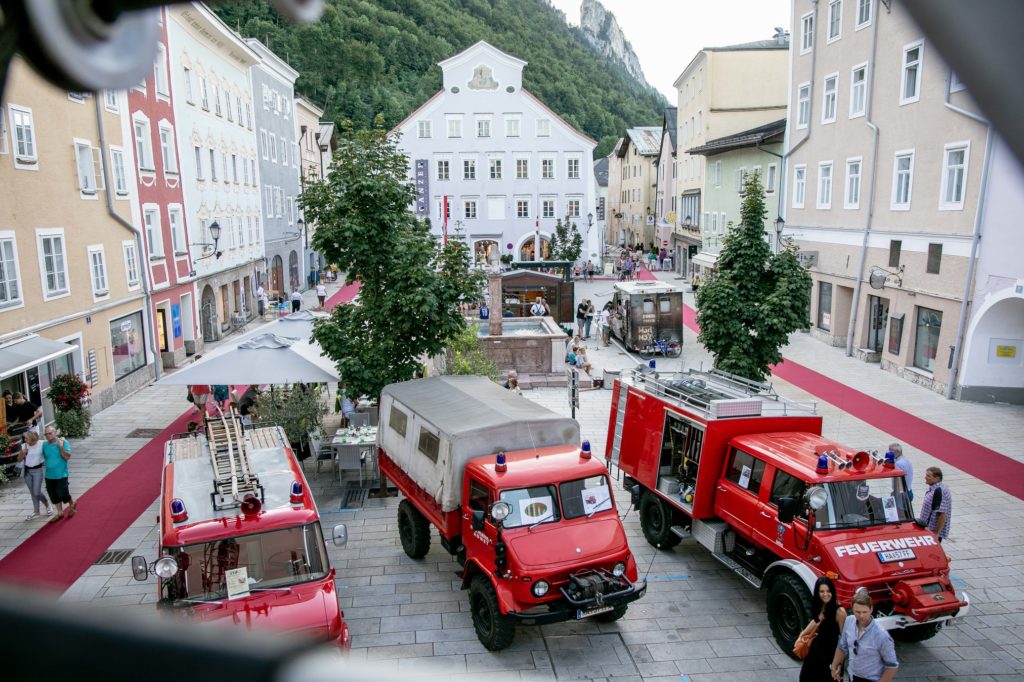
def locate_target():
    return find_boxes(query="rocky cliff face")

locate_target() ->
[579,0,650,89]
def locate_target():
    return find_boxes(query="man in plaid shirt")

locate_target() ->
[917,467,952,542]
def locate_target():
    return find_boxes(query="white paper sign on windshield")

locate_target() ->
[225,567,251,599]
[882,495,900,523]
[519,496,555,524]
[738,465,752,489]
[581,485,612,515]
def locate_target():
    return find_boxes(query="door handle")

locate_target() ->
[717,486,728,493]
[760,511,772,519]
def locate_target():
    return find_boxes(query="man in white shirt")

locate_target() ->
[290,290,302,313]
[256,284,267,317]
[316,282,327,307]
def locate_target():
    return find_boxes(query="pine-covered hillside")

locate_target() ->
[214,0,666,157]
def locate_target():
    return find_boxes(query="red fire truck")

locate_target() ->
[131,411,351,649]
[606,367,969,653]
[377,376,646,651]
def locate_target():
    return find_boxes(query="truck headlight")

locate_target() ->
[612,562,626,577]
[532,580,550,597]
[154,556,179,579]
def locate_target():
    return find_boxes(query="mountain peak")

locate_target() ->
[579,0,651,90]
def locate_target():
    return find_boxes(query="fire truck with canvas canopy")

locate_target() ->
[131,409,351,649]
[606,367,969,654]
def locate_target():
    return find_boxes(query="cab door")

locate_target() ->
[752,467,810,555]
[461,476,498,568]
[713,447,767,543]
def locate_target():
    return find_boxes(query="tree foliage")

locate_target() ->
[549,218,583,262]
[440,325,499,380]
[301,118,482,399]
[694,172,812,381]
[214,0,665,157]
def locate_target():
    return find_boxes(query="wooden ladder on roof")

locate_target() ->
[205,407,262,510]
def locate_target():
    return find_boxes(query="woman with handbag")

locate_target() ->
[798,576,846,681]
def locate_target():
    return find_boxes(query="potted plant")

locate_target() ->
[49,373,91,438]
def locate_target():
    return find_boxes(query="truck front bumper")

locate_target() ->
[505,574,647,626]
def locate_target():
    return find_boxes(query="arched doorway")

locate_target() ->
[519,236,551,261]
[271,255,284,297]
[200,285,217,342]
[959,293,1024,403]
[288,250,300,291]
[474,240,499,267]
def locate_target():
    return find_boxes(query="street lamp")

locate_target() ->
[192,219,222,259]
[774,215,785,253]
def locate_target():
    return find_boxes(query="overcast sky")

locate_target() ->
[548,0,792,101]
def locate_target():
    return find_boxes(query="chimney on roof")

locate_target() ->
[773,27,789,46]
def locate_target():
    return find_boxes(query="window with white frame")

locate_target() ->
[0,236,21,308]
[856,0,872,28]
[516,158,528,179]
[463,159,476,180]
[506,117,521,137]
[817,162,833,208]
[225,93,233,122]
[541,158,554,179]
[39,232,69,297]
[714,160,721,187]
[542,198,555,218]
[536,119,550,137]
[133,116,154,171]
[214,84,222,116]
[10,105,37,165]
[516,199,530,218]
[269,133,277,161]
[0,109,6,155]
[447,117,462,138]
[245,102,252,129]
[264,186,273,218]
[143,208,163,258]
[463,200,478,219]
[88,246,108,297]
[736,167,746,192]
[199,76,209,109]
[436,159,450,180]
[183,67,193,103]
[845,158,862,209]
[104,90,119,113]
[279,138,286,165]
[766,164,777,193]
[900,41,924,104]
[940,143,969,209]
[417,120,431,138]
[891,151,914,209]
[75,141,99,194]
[827,0,842,42]
[567,199,581,217]
[567,158,580,179]
[260,130,268,159]
[193,145,203,179]
[793,165,807,208]
[489,158,502,180]
[850,64,867,117]
[822,74,838,123]
[797,83,811,128]
[154,45,169,97]
[123,241,140,289]
[168,206,185,254]
[800,12,814,53]
[477,119,491,138]
[275,187,283,217]
[159,125,177,173]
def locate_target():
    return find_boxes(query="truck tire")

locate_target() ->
[594,604,628,623]
[640,492,681,549]
[767,573,813,658]
[891,622,943,642]
[397,499,430,559]
[469,575,515,651]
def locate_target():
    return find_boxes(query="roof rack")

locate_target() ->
[204,407,264,510]
[621,366,817,420]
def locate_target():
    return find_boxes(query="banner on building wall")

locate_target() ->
[414,159,430,217]
[597,197,605,221]
[171,304,182,339]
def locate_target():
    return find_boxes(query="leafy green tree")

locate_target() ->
[301,118,481,399]
[549,218,583,262]
[441,326,499,380]
[695,172,812,381]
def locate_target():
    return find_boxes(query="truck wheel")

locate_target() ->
[891,622,943,642]
[594,604,628,623]
[469,575,515,651]
[397,500,430,559]
[640,492,681,549]
[767,573,813,658]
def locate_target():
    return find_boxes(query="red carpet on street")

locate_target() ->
[0,284,361,592]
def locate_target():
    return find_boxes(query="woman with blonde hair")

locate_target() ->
[18,430,54,520]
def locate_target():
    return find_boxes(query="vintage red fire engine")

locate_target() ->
[607,367,969,653]
[377,376,646,651]
[132,412,351,649]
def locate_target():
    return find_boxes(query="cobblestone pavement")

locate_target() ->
[3,272,1024,680]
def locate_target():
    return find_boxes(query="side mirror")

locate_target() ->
[471,510,486,531]
[777,497,799,524]
[630,485,641,510]
[131,556,149,582]
[332,524,348,547]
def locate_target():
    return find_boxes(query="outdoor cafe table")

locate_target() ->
[331,426,378,484]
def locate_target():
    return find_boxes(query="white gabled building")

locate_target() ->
[392,41,597,267]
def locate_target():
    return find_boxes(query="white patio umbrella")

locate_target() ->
[273,309,330,340]
[157,333,339,385]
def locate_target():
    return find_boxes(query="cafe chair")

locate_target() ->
[347,412,370,428]
[308,430,336,475]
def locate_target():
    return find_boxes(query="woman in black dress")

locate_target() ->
[799,576,847,682]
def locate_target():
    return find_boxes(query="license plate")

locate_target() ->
[877,548,916,563]
[576,604,614,620]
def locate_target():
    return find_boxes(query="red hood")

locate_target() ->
[178,578,340,640]
[505,515,627,571]
[817,523,948,581]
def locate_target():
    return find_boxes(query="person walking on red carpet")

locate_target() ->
[189,384,211,416]
[41,426,76,524]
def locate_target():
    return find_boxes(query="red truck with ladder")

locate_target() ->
[606,367,969,654]
[377,375,646,651]
[131,410,351,649]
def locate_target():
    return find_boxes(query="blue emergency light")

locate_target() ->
[815,455,830,475]
[580,440,591,459]
[495,451,507,472]
[170,498,188,523]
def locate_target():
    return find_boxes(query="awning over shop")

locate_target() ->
[691,252,720,270]
[0,335,75,380]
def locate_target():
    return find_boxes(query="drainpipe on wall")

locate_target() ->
[942,89,992,399]
[844,3,882,358]
[94,97,161,381]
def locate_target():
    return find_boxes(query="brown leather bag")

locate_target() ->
[793,620,819,659]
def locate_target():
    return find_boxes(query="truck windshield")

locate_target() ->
[559,475,614,519]
[498,485,561,529]
[160,523,329,603]
[817,478,914,529]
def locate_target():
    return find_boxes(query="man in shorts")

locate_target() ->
[42,426,76,523]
